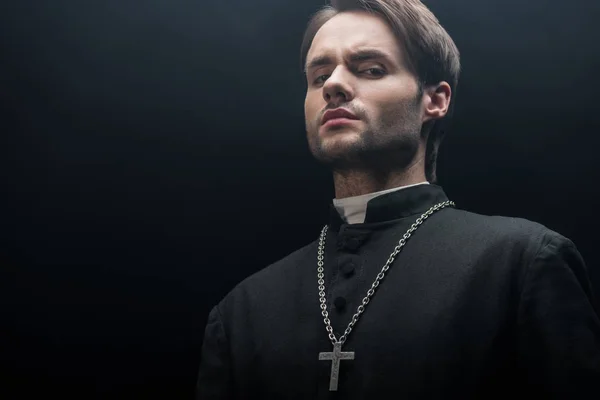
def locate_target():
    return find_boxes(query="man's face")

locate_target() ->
[304,11,425,170]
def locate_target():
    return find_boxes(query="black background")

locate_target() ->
[2,0,600,398]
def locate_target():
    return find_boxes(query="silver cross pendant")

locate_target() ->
[318,341,355,391]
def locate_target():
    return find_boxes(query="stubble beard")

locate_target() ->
[306,102,423,173]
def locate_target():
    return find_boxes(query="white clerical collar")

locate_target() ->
[332,182,430,225]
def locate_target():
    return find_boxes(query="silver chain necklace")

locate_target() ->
[317,200,455,391]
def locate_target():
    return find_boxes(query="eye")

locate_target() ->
[362,68,386,77]
[311,67,385,85]
[313,74,330,85]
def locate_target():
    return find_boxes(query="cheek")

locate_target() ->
[305,92,323,115]
[304,98,311,120]
[375,92,421,123]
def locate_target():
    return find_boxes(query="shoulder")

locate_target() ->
[442,207,572,251]
[431,208,581,283]
[216,238,318,309]
[240,239,318,288]
[437,208,591,302]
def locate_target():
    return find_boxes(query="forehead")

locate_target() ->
[306,11,403,65]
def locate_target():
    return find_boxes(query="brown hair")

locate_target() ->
[300,0,461,183]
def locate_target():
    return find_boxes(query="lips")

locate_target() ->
[321,108,359,125]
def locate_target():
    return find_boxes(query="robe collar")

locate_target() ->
[328,183,450,232]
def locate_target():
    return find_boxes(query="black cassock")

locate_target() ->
[197,184,600,399]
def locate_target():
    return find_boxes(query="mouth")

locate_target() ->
[321,108,359,126]
[321,118,359,129]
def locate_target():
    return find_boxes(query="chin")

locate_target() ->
[310,141,370,167]
[317,130,363,150]
[319,125,362,140]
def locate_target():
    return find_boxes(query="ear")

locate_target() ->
[422,82,451,123]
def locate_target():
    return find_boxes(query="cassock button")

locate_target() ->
[340,262,355,277]
[334,297,347,311]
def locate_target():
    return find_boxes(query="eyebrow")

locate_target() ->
[304,48,394,74]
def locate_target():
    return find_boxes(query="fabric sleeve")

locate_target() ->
[517,234,600,397]
[196,305,233,400]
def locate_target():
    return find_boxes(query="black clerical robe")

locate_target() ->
[197,184,600,399]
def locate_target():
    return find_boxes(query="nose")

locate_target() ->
[322,68,355,105]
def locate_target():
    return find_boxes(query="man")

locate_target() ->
[197,0,600,398]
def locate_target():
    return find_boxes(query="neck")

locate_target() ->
[332,157,427,199]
